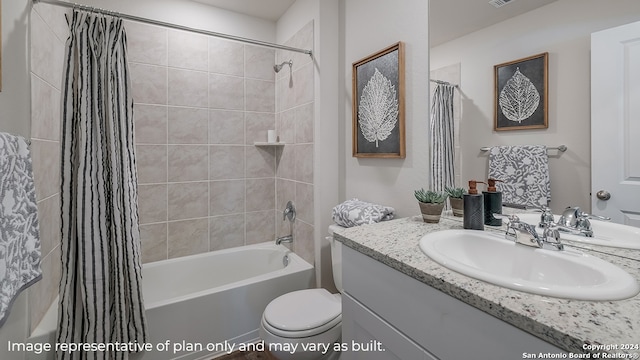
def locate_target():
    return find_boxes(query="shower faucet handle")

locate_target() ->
[283,201,296,222]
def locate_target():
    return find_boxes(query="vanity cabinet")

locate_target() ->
[340,245,567,360]
[342,294,436,360]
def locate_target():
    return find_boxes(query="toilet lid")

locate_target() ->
[263,289,341,332]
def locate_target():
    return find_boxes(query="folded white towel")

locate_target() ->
[332,198,395,228]
[488,145,551,209]
[0,133,42,326]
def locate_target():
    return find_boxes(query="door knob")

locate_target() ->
[596,190,611,201]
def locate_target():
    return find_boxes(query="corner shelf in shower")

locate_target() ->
[254,142,286,146]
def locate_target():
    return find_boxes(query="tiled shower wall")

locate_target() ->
[129,21,315,265]
[275,21,315,265]
[128,21,279,262]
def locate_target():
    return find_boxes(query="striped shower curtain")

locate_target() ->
[429,83,456,194]
[57,10,148,360]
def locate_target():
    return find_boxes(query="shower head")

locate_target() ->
[274,60,293,73]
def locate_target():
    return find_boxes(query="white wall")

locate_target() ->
[0,0,31,137]
[72,0,276,42]
[0,1,33,358]
[431,0,640,213]
[341,0,430,218]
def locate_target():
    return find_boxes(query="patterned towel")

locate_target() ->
[0,133,41,326]
[488,145,551,209]
[332,198,395,227]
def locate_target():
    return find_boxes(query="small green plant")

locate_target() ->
[445,186,466,199]
[414,189,448,204]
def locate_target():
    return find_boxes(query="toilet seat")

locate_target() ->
[262,289,341,338]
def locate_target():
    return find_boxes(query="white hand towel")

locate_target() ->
[0,133,42,326]
[488,145,551,209]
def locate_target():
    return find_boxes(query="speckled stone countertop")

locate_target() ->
[334,213,640,356]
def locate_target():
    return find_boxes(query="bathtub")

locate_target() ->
[27,243,314,360]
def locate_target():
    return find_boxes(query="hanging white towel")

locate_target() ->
[0,133,41,327]
[488,145,551,209]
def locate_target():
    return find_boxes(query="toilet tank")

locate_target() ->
[327,225,344,293]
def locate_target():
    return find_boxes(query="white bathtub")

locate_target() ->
[27,243,314,360]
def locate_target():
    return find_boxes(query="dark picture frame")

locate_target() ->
[352,42,405,158]
[494,52,548,131]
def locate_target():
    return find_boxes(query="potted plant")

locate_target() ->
[445,187,465,217]
[414,188,448,223]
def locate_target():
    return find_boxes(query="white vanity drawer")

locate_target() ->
[342,293,437,360]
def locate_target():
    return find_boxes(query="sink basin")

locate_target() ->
[513,213,640,250]
[419,229,640,300]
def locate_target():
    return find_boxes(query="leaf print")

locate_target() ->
[499,67,540,122]
[332,198,395,227]
[358,68,399,147]
[525,175,536,184]
[488,145,550,208]
[0,133,41,324]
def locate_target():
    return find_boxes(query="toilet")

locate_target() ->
[259,225,344,360]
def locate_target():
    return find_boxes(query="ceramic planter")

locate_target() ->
[418,202,445,223]
[449,197,464,217]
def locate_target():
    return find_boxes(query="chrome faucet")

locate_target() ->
[556,206,610,238]
[538,207,556,228]
[276,235,293,245]
[499,214,564,251]
[276,201,296,245]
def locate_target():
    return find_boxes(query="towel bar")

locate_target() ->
[480,145,567,152]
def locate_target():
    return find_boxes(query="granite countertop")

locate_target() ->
[334,213,640,356]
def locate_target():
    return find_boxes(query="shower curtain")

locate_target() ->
[429,83,456,194]
[57,10,148,360]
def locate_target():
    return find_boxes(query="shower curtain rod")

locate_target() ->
[430,79,458,87]
[32,0,313,56]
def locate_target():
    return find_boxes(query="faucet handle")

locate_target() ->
[283,201,296,222]
[500,215,544,247]
[538,207,555,228]
[577,209,611,222]
[561,206,611,224]
[493,213,518,222]
[575,216,591,229]
[589,214,611,221]
[541,227,564,251]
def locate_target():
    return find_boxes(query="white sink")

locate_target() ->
[514,213,640,250]
[419,229,640,300]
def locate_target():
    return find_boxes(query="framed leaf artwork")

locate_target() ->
[494,52,548,131]
[352,42,405,158]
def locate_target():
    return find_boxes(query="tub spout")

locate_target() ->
[276,235,293,245]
